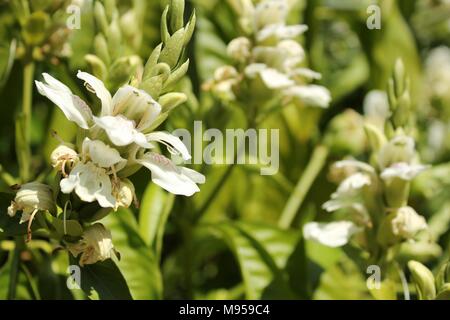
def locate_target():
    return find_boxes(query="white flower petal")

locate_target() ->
[112,85,161,130]
[93,115,153,148]
[333,160,375,174]
[259,68,294,89]
[284,85,331,108]
[60,162,116,208]
[257,24,308,42]
[82,138,126,168]
[77,71,112,116]
[380,163,429,181]
[137,152,204,196]
[254,0,288,29]
[337,172,371,193]
[146,131,191,161]
[303,221,360,247]
[36,75,92,129]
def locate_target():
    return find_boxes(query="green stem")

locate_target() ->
[0,164,17,186]
[17,61,35,183]
[7,237,23,300]
[278,145,329,229]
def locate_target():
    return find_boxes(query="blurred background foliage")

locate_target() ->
[0,0,449,300]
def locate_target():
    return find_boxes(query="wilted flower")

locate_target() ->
[67,223,117,267]
[391,206,427,240]
[7,182,55,241]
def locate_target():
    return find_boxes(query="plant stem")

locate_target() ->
[278,145,329,229]
[17,61,35,183]
[7,237,23,300]
[0,164,17,186]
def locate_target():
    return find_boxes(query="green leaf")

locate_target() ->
[103,208,163,299]
[204,221,299,299]
[139,183,174,258]
[70,257,132,300]
[0,253,32,300]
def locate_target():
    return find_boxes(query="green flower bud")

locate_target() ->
[158,92,187,113]
[94,2,109,35]
[94,34,111,66]
[364,123,387,153]
[163,59,189,90]
[324,109,366,156]
[159,28,185,69]
[170,0,185,32]
[408,260,436,300]
[85,54,108,81]
[108,55,141,89]
[106,19,122,60]
[383,177,410,209]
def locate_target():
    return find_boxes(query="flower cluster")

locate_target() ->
[304,60,433,257]
[204,0,331,109]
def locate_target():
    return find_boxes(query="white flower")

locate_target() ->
[425,46,450,100]
[378,135,416,169]
[333,159,376,174]
[322,172,371,214]
[253,40,305,71]
[303,221,361,247]
[391,206,427,239]
[60,162,116,208]
[380,162,429,181]
[136,152,205,197]
[254,0,288,30]
[36,72,161,147]
[227,37,251,62]
[37,71,205,198]
[35,73,93,129]
[257,24,308,42]
[81,137,126,169]
[363,90,390,128]
[67,223,116,266]
[284,85,331,108]
[245,63,294,89]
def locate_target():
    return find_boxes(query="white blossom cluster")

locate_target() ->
[36,71,205,211]
[304,125,429,248]
[204,0,331,109]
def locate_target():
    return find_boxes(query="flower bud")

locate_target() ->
[227,37,251,62]
[50,144,79,175]
[408,260,436,300]
[391,206,427,239]
[67,223,117,267]
[324,109,366,156]
[113,178,136,210]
